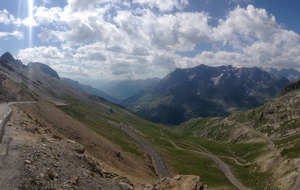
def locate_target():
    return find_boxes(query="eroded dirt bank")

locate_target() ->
[0,102,158,189]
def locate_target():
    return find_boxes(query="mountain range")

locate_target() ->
[123,64,290,125]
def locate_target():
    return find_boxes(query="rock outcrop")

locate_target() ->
[281,80,300,95]
[144,175,203,190]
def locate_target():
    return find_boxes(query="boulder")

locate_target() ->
[152,175,203,190]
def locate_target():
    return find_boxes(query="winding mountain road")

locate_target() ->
[120,123,251,189]
[0,103,12,143]
[168,140,251,190]
[119,125,170,178]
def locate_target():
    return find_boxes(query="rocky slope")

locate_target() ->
[1,103,129,189]
[1,101,204,189]
[14,101,159,188]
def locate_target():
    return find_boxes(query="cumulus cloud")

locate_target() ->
[227,0,253,4]
[133,0,189,12]
[208,5,300,68]
[34,6,62,25]
[18,46,64,64]
[213,5,278,48]
[8,2,299,80]
[0,30,23,40]
[0,9,15,25]
[53,64,92,78]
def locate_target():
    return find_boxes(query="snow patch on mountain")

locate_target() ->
[189,74,196,81]
[210,73,224,85]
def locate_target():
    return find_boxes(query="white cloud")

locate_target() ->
[206,5,300,68]
[133,0,189,12]
[195,51,251,66]
[38,28,55,42]
[0,30,23,40]
[0,9,15,25]
[176,12,212,50]
[227,0,253,4]
[212,5,279,48]
[34,6,62,25]
[18,46,64,64]
[53,64,93,78]
[0,10,23,40]
[22,16,37,27]
[10,2,300,80]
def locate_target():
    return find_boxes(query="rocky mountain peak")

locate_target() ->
[0,52,22,65]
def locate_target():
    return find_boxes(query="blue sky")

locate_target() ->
[0,0,299,81]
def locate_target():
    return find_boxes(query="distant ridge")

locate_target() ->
[100,78,160,100]
[61,77,119,104]
[267,67,300,82]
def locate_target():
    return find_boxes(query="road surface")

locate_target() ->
[169,140,251,190]
[119,125,170,178]
[0,103,12,143]
[191,150,251,190]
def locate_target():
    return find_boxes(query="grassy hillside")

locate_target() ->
[176,89,300,189]
[58,92,281,189]
[59,101,236,188]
